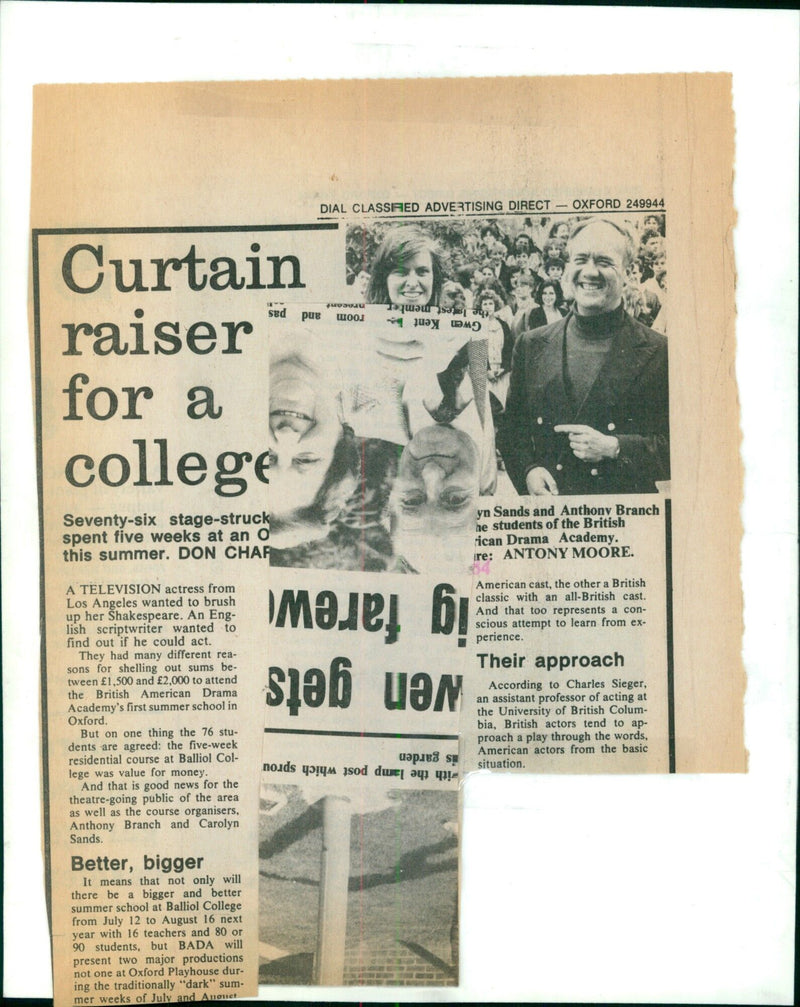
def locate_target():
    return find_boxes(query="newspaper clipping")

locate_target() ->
[259,304,480,986]
[30,74,744,1004]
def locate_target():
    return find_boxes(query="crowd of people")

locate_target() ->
[355,215,669,484]
[270,215,670,572]
[349,213,667,337]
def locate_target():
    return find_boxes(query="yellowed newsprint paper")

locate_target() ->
[30,74,743,1004]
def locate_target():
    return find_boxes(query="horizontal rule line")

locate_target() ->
[32,223,339,236]
[263,728,458,740]
[323,209,667,221]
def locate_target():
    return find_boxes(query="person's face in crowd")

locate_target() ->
[541,285,557,308]
[515,281,534,306]
[516,251,529,270]
[471,270,483,289]
[644,235,662,257]
[441,283,466,311]
[478,296,496,317]
[529,251,543,272]
[490,245,505,263]
[546,263,564,282]
[657,271,667,293]
[481,266,495,283]
[386,249,434,306]
[565,221,629,316]
[628,260,643,284]
[268,354,342,518]
[554,222,570,241]
[391,425,480,573]
[644,215,660,232]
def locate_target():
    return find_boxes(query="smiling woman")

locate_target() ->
[366,226,445,307]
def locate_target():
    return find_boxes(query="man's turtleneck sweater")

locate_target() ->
[564,302,626,408]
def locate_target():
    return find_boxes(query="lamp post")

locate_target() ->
[314,795,352,985]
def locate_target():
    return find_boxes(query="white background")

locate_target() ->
[2,5,797,1002]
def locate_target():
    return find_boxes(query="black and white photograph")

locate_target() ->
[267,308,490,573]
[258,784,458,987]
[346,213,670,499]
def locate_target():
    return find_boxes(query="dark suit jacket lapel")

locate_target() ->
[530,318,572,419]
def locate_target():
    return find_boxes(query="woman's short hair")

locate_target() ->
[366,225,445,305]
[643,213,665,235]
[475,287,504,311]
[542,239,566,261]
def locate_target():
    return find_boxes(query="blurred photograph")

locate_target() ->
[259,785,458,987]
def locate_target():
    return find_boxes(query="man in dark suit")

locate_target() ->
[499,218,669,496]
